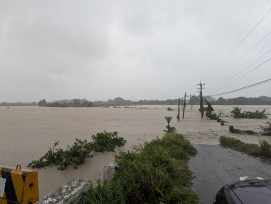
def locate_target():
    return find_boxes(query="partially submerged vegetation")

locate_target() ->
[167,107,173,111]
[77,133,198,203]
[229,125,256,135]
[219,136,271,162]
[164,126,177,134]
[231,107,267,119]
[228,121,271,136]
[28,131,126,170]
[90,131,126,152]
[261,121,271,136]
[204,99,225,125]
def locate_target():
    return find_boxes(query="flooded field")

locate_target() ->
[0,105,270,197]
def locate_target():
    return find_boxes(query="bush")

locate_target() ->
[229,125,256,135]
[28,131,126,170]
[231,107,267,119]
[78,180,125,204]
[91,131,126,152]
[167,107,173,111]
[261,121,271,136]
[220,136,243,147]
[229,126,242,134]
[164,126,177,134]
[28,139,93,170]
[219,136,271,161]
[77,133,198,203]
[259,140,271,158]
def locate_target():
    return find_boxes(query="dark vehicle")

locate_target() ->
[214,179,271,204]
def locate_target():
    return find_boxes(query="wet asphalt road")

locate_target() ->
[188,144,271,204]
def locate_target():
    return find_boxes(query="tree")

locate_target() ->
[38,99,47,106]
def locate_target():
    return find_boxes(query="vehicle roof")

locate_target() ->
[229,180,271,204]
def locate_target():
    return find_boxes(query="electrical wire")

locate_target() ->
[208,48,271,94]
[207,32,271,92]
[208,79,271,97]
[204,7,271,82]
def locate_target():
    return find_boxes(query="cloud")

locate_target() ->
[0,0,270,101]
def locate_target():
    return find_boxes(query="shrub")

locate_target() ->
[77,133,198,203]
[28,131,126,170]
[220,136,243,147]
[91,131,126,152]
[78,180,125,204]
[259,140,271,158]
[261,121,271,136]
[28,139,93,170]
[231,107,267,119]
[164,126,177,134]
[244,130,256,135]
[229,125,255,135]
[219,136,271,162]
[167,107,173,111]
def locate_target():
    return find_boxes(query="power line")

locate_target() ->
[208,48,271,94]
[208,78,271,97]
[207,31,271,92]
[205,7,271,82]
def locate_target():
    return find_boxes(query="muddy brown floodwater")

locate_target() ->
[0,105,270,197]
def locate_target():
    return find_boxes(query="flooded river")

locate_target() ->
[0,105,270,197]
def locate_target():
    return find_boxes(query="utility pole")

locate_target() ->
[182,92,186,119]
[197,81,205,119]
[190,94,193,110]
[177,98,180,121]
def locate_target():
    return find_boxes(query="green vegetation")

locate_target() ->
[204,99,225,125]
[28,131,126,170]
[210,96,271,105]
[38,99,95,107]
[219,136,271,162]
[167,107,173,111]
[164,126,177,134]
[261,121,271,136]
[77,133,198,203]
[90,131,126,152]
[229,125,256,135]
[231,107,267,119]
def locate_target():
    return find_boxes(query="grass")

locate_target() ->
[76,133,199,203]
[28,131,126,170]
[219,136,271,162]
[231,107,267,119]
[229,125,256,135]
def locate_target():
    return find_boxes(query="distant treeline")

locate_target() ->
[210,96,271,105]
[93,96,271,106]
[38,99,95,107]
[0,102,37,106]
[2,96,271,107]
[93,97,180,106]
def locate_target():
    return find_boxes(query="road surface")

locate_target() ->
[189,144,271,204]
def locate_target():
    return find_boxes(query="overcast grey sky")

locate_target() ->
[1,0,271,102]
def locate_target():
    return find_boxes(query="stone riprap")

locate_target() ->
[36,178,90,204]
